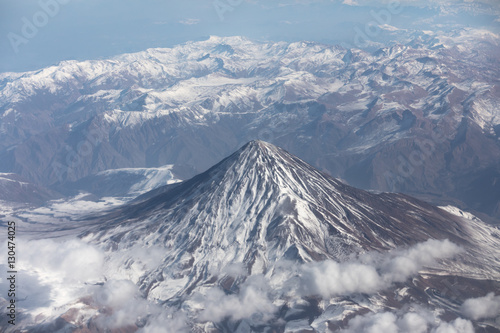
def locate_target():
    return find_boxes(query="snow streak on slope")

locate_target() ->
[66,164,181,198]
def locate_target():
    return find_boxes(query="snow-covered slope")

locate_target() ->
[89,141,465,253]
[62,164,181,198]
[88,139,500,279]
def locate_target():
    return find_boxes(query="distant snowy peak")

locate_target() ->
[1,30,497,119]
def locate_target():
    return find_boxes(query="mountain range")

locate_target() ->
[1,29,500,221]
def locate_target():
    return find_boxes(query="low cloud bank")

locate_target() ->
[341,309,474,333]
[461,292,500,320]
[0,237,475,332]
[0,238,105,311]
[192,239,463,326]
[197,275,277,323]
[299,239,461,298]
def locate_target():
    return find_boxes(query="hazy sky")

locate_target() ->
[1,0,499,73]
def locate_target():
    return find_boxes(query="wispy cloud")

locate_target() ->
[196,275,277,323]
[179,18,201,25]
[340,310,474,333]
[342,0,359,6]
[0,237,472,330]
[192,239,463,324]
[296,239,462,298]
[0,238,104,312]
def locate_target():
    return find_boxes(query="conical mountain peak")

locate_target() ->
[241,139,275,150]
[234,140,285,160]
[83,141,490,326]
[216,139,322,183]
[92,141,468,261]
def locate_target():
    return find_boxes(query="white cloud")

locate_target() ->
[194,240,462,326]
[179,18,201,25]
[342,0,359,6]
[0,236,473,332]
[0,238,105,311]
[94,279,140,309]
[299,260,384,296]
[341,309,474,333]
[0,238,167,330]
[17,238,105,283]
[197,275,277,322]
[92,279,158,329]
[432,318,474,333]
[103,244,166,283]
[221,262,247,277]
[139,311,190,333]
[298,239,461,298]
[398,312,431,333]
[87,278,190,332]
[461,292,500,320]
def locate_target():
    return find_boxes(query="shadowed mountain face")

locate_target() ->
[1,33,500,220]
[0,173,59,204]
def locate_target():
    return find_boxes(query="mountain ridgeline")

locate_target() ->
[1,33,500,220]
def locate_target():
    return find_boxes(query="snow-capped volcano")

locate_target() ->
[70,141,499,331]
[90,140,468,256]
[3,141,500,332]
